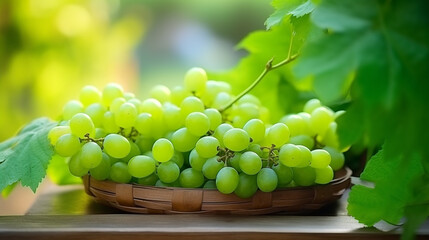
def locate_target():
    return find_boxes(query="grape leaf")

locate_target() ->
[265,0,315,29]
[46,155,82,185]
[0,118,56,193]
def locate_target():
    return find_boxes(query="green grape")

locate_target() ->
[179,168,205,188]
[259,106,270,124]
[170,151,185,169]
[243,119,265,143]
[334,110,346,119]
[189,149,207,171]
[63,100,84,120]
[223,128,250,152]
[293,166,316,186]
[202,157,224,179]
[266,123,290,147]
[180,96,204,117]
[85,103,106,127]
[272,164,293,187]
[163,103,183,131]
[135,136,155,153]
[171,127,199,152]
[110,97,127,114]
[211,92,232,109]
[216,167,239,194]
[257,168,278,192]
[55,134,81,157]
[310,106,335,136]
[201,81,231,107]
[184,67,207,94]
[247,144,264,157]
[203,180,217,189]
[127,98,142,109]
[102,83,124,107]
[231,116,247,128]
[157,161,180,183]
[237,94,261,106]
[278,144,302,167]
[103,134,131,158]
[234,173,258,199]
[310,149,331,169]
[195,136,219,158]
[213,123,233,147]
[135,113,153,137]
[68,153,89,177]
[297,145,312,167]
[48,126,71,145]
[289,135,315,149]
[152,138,174,162]
[128,155,156,178]
[237,103,260,120]
[137,172,159,186]
[90,153,111,180]
[318,122,339,149]
[80,142,102,169]
[79,85,102,107]
[280,114,308,137]
[115,102,138,129]
[203,108,222,131]
[95,128,107,139]
[170,86,191,106]
[323,146,345,171]
[140,98,163,120]
[228,152,242,172]
[186,112,210,136]
[303,98,321,114]
[123,92,135,100]
[121,141,141,163]
[239,151,262,175]
[150,84,171,103]
[110,162,132,183]
[315,166,334,184]
[155,180,177,187]
[297,112,316,136]
[70,113,95,138]
[102,111,120,133]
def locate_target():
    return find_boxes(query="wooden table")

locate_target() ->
[0,184,428,240]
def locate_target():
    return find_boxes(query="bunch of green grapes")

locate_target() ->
[48,67,347,198]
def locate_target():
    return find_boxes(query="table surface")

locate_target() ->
[0,184,428,240]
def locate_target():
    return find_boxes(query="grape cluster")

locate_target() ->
[48,67,347,198]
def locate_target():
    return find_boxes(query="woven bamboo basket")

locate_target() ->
[83,167,351,214]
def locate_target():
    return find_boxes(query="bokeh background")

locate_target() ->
[0,0,273,142]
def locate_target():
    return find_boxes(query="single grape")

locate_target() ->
[63,100,84,120]
[318,122,339,149]
[278,144,302,167]
[259,106,270,124]
[150,85,171,103]
[184,67,207,94]
[304,99,321,114]
[140,98,163,120]
[70,113,95,138]
[272,164,293,187]
[203,180,217,189]
[103,134,131,159]
[211,92,232,109]
[95,128,107,139]
[55,134,81,157]
[236,103,260,120]
[90,153,111,180]
[223,128,250,152]
[297,145,312,167]
[180,96,204,117]
[213,123,233,147]
[289,135,315,149]
[135,113,153,137]
[236,94,261,106]
[179,168,205,188]
[189,149,207,171]
[152,138,174,162]
[68,153,89,177]
[234,173,258,199]
[202,157,224,179]
[231,116,247,128]
[243,119,265,143]
[186,112,210,136]
[216,167,239,194]
[121,141,141,163]
[80,142,103,169]
[195,136,219,158]
[115,102,138,129]
[79,85,102,107]
[310,149,331,169]
[239,151,262,175]
[123,92,135,100]
[293,166,316,186]
[171,127,199,152]
[163,103,183,131]
[170,151,185,169]
[102,83,124,107]
[280,114,308,137]
[203,108,222,131]
[127,98,142,110]
[310,106,334,136]
[110,162,132,183]
[315,166,334,184]
[323,146,345,171]
[137,172,159,186]
[257,168,278,192]
[135,136,155,154]
[110,98,127,114]
[228,152,242,172]
[266,123,290,147]
[102,111,120,133]
[247,143,264,157]
[85,103,106,127]
[201,81,231,107]
[157,161,180,183]
[170,86,191,106]
[48,126,71,145]
[128,155,156,178]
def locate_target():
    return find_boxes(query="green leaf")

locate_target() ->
[0,118,56,192]
[265,0,314,29]
[47,155,82,185]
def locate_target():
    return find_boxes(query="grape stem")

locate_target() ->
[79,133,104,149]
